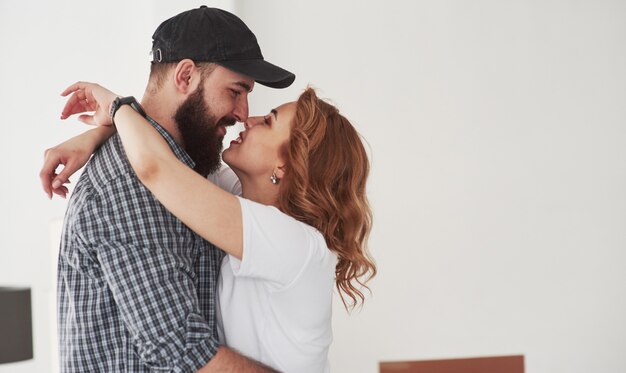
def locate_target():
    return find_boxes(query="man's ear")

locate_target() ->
[173,59,199,94]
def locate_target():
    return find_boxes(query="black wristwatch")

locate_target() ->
[109,96,147,124]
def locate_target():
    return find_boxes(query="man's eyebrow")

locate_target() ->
[271,109,278,119]
[235,81,253,93]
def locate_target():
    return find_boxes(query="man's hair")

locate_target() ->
[148,62,217,92]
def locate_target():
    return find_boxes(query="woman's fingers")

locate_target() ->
[60,82,115,126]
[40,148,62,198]
[60,82,80,97]
[60,81,90,97]
[61,92,87,119]
[52,185,69,199]
[61,82,98,118]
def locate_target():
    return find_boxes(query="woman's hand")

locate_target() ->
[40,127,116,199]
[40,82,121,199]
[60,82,120,126]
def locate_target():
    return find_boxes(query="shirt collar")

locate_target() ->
[146,116,195,169]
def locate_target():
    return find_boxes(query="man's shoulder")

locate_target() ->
[66,136,125,199]
[87,134,130,174]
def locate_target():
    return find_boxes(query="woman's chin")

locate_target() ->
[221,151,234,167]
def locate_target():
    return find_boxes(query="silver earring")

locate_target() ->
[270,173,279,185]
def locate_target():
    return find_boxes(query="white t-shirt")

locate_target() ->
[209,165,337,372]
[206,164,242,196]
[208,165,337,372]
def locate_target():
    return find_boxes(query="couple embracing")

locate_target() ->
[41,6,375,373]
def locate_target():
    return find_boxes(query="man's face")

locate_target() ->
[174,65,254,177]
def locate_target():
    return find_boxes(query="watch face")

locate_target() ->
[119,97,137,106]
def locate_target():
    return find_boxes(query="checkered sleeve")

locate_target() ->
[76,174,220,372]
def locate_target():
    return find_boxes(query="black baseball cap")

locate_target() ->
[151,6,295,89]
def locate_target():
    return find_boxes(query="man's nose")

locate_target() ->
[233,97,249,123]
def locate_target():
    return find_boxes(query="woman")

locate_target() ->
[49,82,375,372]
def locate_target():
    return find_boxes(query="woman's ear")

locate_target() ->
[274,164,287,180]
[173,59,198,94]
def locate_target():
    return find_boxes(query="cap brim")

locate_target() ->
[217,59,295,89]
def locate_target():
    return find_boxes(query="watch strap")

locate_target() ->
[109,96,147,124]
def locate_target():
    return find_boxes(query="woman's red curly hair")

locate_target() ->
[277,88,376,310]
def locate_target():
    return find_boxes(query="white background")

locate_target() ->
[1,1,625,372]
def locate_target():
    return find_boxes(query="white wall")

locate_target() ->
[238,1,626,372]
[1,1,624,372]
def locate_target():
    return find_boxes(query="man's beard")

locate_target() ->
[174,86,234,177]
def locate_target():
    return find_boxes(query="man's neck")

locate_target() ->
[140,91,185,147]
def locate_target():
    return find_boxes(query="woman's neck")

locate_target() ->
[238,174,280,207]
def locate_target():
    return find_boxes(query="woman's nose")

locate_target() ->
[244,116,263,129]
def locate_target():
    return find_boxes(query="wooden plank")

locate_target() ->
[380,355,524,373]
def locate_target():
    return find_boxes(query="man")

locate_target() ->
[40,6,294,372]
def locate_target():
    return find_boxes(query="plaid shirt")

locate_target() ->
[57,119,223,372]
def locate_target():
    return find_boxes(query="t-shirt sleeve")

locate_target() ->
[228,197,329,290]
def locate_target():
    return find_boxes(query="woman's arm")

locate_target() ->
[61,82,243,259]
[114,106,243,258]
[40,125,116,199]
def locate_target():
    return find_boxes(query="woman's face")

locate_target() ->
[222,101,296,179]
